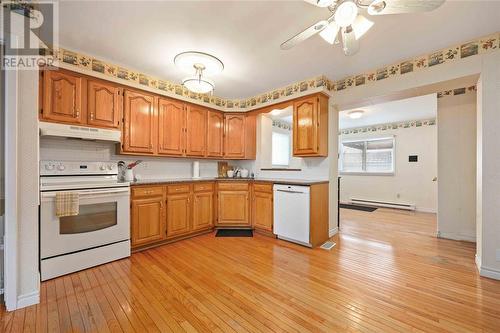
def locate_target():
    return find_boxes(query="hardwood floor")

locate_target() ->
[2,208,500,332]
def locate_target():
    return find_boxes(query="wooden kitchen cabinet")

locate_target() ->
[158,97,185,156]
[217,182,250,226]
[224,114,246,159]
[166,192,191,238]
[122,89,157,154]
[252,183,273,232]
[41,69,84,124]
[186,104,207,157]
[131,195,166,247]
[207,111,224,158]
[87,79,121,128]
[293,94,328,157]
[192,184,215,231]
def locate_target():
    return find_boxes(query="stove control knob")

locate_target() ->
[45,164,54,170]
[57,165,65,171]
[107,164,114,170]
[100,165,106,171]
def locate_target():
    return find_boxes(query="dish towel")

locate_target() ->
[55,192,80,217]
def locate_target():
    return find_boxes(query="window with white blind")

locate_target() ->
[340,137,395,174]
[272,131,290,167]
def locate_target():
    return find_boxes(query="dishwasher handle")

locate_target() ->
[276,189,306,194]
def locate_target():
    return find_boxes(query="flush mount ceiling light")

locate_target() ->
[282,0,445,56]
[348,110,364,119]
[174,51,223,94]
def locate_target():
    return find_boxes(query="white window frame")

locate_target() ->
[271,129,291,168]
[339,136,395,176]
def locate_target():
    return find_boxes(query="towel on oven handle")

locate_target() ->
[55,192,80,217]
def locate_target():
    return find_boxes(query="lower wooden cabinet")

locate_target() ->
[252,183,273,232]
[217,182,250,227]
[131,183,215,249]
[166,193,191,237]
[131,195,166,247]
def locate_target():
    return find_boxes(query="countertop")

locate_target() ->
[129,177,329,186]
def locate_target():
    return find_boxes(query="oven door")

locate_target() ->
[40,187,130,259]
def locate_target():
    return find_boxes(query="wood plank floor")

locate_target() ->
[2,208,500,332]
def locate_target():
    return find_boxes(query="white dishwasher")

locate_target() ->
[273,184,311,247]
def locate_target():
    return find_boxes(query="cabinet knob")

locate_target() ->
[90,113,94,120]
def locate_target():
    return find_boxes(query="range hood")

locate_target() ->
[39,122,121,142]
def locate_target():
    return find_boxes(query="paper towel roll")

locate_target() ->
[192,161,200,179]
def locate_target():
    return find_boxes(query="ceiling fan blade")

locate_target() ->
[367,0,445,15]
[303,0,336,8]
[341,26,360,56]
[281,19,330,50]
[319,21,340,44]
[351,15,374,40]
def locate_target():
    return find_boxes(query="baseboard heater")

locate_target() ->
[350,198,415,211]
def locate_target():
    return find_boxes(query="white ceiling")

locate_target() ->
[58,1,500,99]
[339,93,437,129]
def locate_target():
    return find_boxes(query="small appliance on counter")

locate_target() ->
[192,161,200,179]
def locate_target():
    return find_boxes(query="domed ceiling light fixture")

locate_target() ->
[348,110,364,119]
[174,51,224,94]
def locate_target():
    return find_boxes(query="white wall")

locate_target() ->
[40,137,219,179]
[437,93,477,242]
[339,123,438,212]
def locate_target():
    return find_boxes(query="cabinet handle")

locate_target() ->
[90,113,94,120]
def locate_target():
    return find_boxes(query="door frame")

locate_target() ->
[2,34,19,311]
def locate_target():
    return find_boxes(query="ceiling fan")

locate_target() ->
[281,0,445,56]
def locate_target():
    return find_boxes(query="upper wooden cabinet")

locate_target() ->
[186,105,207,157]
[122,89,157,154]
[293,94,328,157]
[158,97,185,156]
[87,79,121,128]
[224,114,246,159]
[41,69,84,124]
[207,111,224,158]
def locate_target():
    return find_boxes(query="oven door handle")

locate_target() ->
[41,187,130,199]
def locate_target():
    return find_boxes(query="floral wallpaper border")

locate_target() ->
[340,118,436,136]
[44,31,498,110]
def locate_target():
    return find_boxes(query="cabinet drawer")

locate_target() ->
[194,182,214,193]
[253,183,272,193]
[218,182,249,191]
[167,183,191,194]
[132,186,164,198]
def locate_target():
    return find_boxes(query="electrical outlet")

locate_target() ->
[496,249,500,261]
[396,193,401,199]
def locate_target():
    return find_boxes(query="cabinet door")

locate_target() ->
[131,196,166,247]
[166,193,191,237]
[293,96,318,155]
[87,79,121,128]
[217,190,249,226]
[192,191,214,231]
[122,90,156,154]
[158,98,185,156]
[224,114,246,159]
[207,111,224,158]
[186,105,207,157]
[252,191,273,231]
[42,70,84,124]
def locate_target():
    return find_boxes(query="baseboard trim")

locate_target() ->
[329,227,339,237]
[475,254,481,271]
[17,290,40,309]
[479,265,500,280]
[437,231,476,242]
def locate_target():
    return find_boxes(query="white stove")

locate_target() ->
[39,161,131,281]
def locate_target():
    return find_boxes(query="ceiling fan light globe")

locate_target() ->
[348,110,364,119]
[316,0,336,7]
[334,1,359,27]
[319,21,340,44]
[367,0,387,15]
[352,15,374,39]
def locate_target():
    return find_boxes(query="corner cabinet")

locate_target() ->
[293,94,328,157]
[122,89,157,155]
